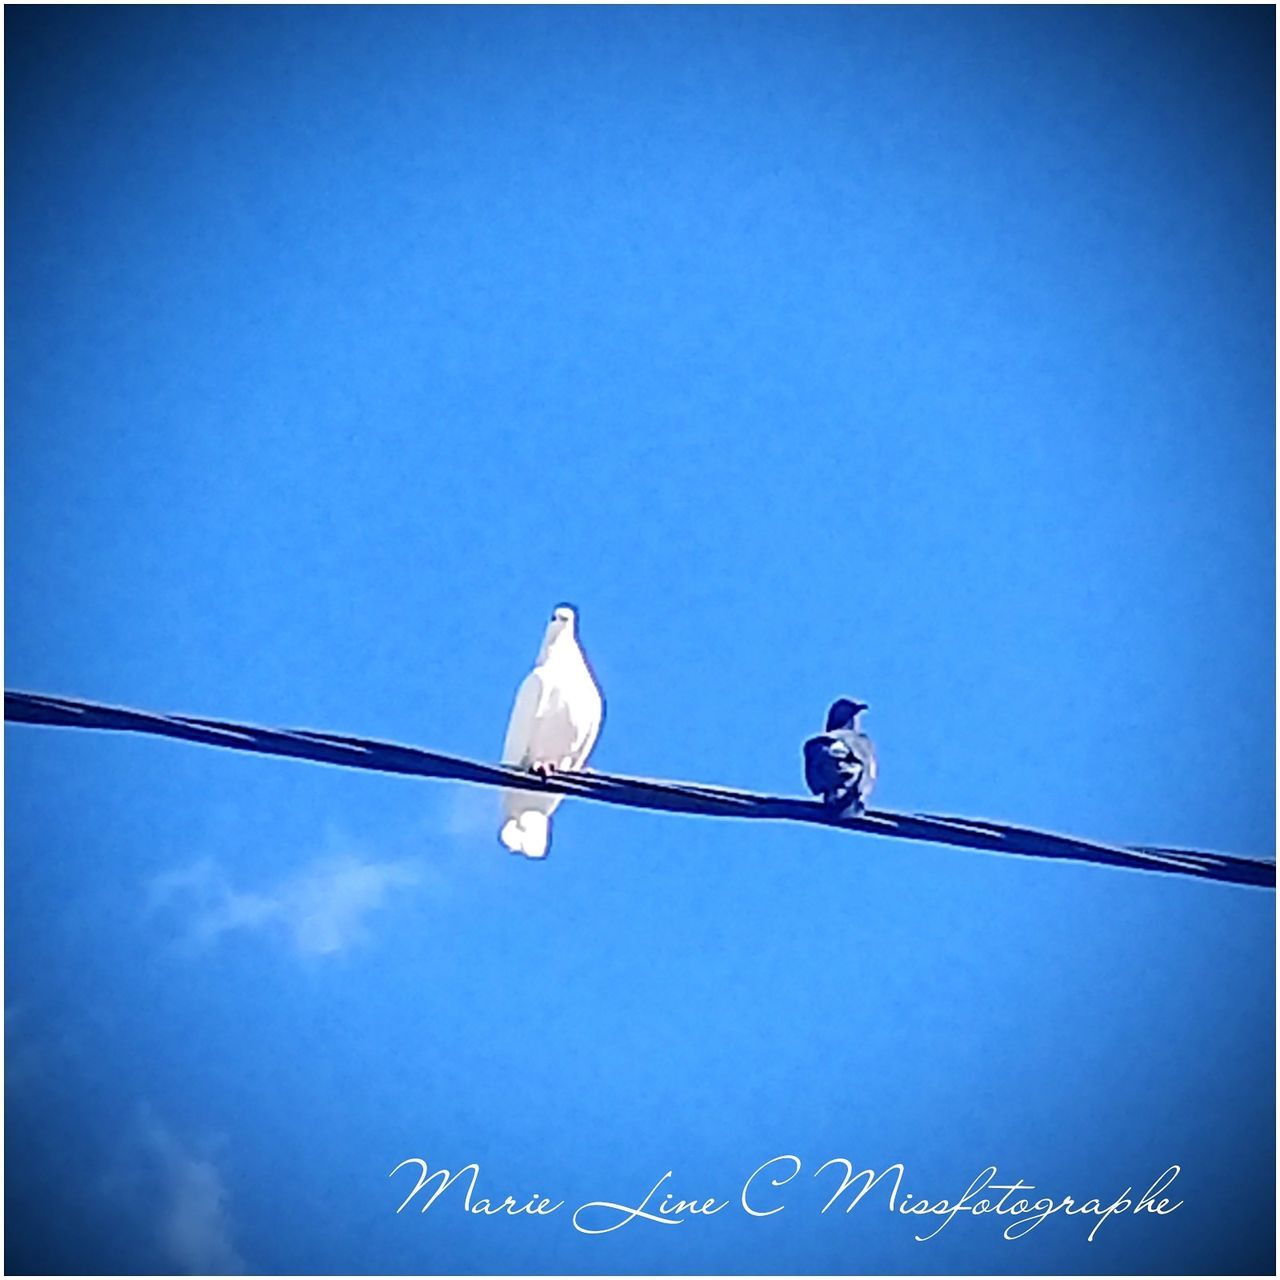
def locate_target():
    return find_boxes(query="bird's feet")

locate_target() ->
[530,761,558,779]
[827,789,865,817]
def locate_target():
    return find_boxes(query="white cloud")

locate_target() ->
[148,851,424,956]
[442,782,500,839]
[143,1114,245,1275]
[287,855,421,955]
[98,1109,246,1275]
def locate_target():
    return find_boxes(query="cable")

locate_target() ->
[5,690,1273,888]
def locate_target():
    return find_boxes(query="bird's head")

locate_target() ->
[826,698,868,730]
[544,604,578,644]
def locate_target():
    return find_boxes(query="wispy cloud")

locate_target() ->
[98,1108,245,1275]
[141,1112,245,1275]
[442,782,501,839]
[148,851,425,956]
[5,1003,43,1093]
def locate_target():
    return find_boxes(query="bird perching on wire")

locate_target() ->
[498,604,604,859]
[804,698,878,817]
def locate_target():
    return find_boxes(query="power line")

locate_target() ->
[5,690,1273,889]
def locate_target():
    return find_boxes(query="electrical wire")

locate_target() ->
[5,690,1273,888]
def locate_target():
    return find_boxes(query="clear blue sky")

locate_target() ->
[5,5,1274,1275]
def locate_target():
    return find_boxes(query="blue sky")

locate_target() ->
[5,5,1274,1275]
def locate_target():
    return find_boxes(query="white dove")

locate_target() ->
[499,604,604,858]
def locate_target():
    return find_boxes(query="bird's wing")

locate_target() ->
[502,669,546,766]
[852,734,877,800]
[804,733,854,795]
[802,737,827,795]
[558,646,603,770]
[571,694,603,770]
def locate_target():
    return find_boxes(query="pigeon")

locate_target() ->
[499,604,604,858]
[803,699,877,816]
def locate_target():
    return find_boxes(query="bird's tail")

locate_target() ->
[499,811,550,859]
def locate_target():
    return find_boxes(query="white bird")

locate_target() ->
[499,604,604,858]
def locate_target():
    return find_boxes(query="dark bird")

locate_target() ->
[803,699,877,816]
